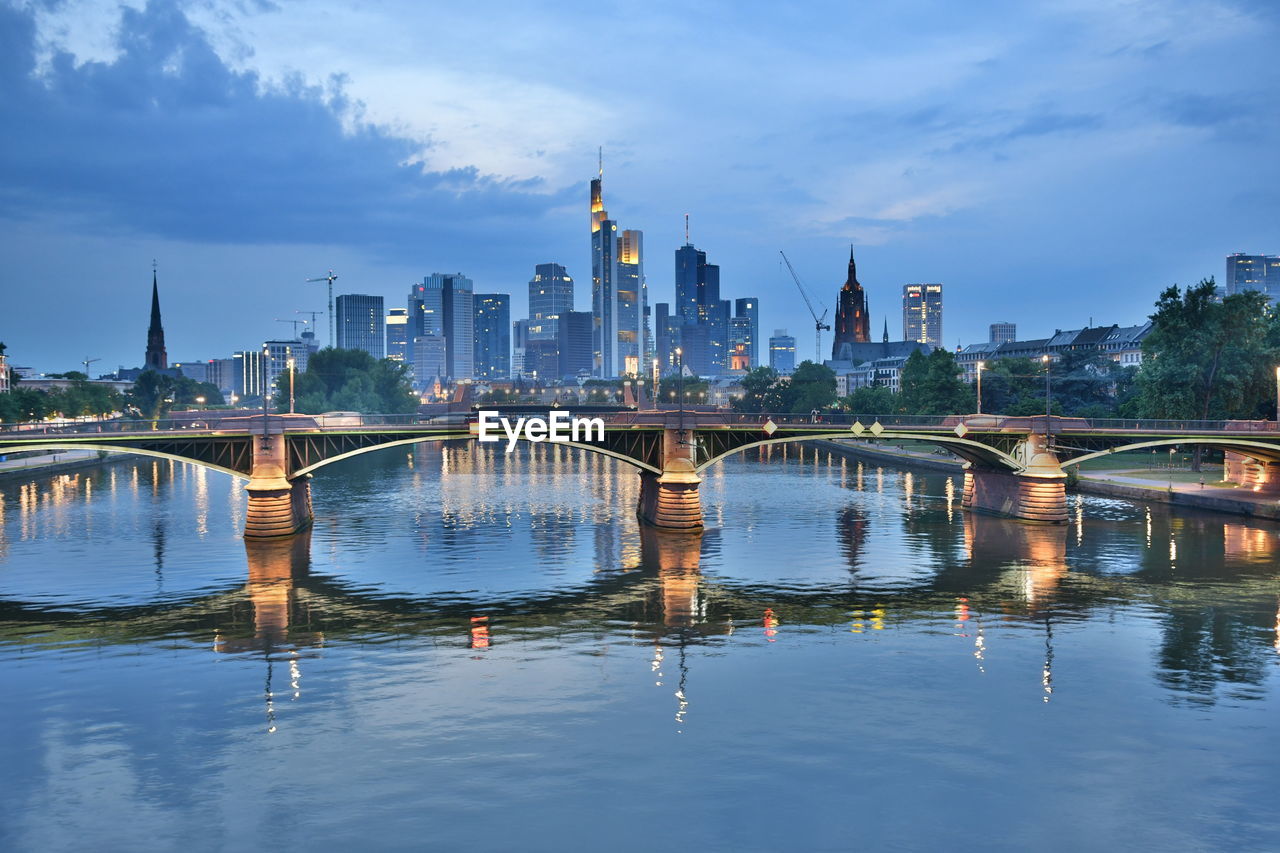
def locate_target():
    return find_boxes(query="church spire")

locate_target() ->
[145,264,168,371]
[883,317,889,343]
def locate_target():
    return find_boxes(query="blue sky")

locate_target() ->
[2,0,1278,372]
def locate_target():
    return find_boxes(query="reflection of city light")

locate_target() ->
[1169,538,1177,562]
[764,608,778,642]
[945,477,955,521]
[1145,507,1152,548]
[470,615,490,650]
[651,644,664,686]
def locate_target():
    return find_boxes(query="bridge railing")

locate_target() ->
[1063,417,1279,433]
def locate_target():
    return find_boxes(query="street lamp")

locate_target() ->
[975,361,984,415]
[1275,366,1279,427]
[287,357,296,414]
[195,396,205,411]
[675,347,685,432]
[1042,354,1051,424]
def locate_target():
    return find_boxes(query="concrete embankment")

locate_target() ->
[1074,476,1280,521]
[810,439,1280,521]
[0,450,110,481]
[809,439,964,473]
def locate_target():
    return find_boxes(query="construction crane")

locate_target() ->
[81,356,101,377]
[305,270,338,347]
[779,251,830,361]
[276,318,307,337]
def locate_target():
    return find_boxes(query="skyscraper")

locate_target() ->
[335,294,385,359]
[989,321,1016,344]
[769,329,797,375]
[1226,253,1280,303]
[734,297,759,367]
[673,241,728,375]
[589,159,645,377]
[557,311,593,379]
[528,263,574,341]
[831,248,871,360]
[473,293,511,380]
[386,308,409,362]
[145,269,167,371]
[590,165,617,377]
[412,273,474,380]
[902,283,943,349]
[617,229,646,376]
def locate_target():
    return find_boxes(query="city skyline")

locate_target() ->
[2,1,1279,372]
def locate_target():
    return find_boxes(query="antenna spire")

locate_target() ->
[685,213,690,245]
[598,146,602,179]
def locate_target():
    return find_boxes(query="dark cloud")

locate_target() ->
[0,1,568,258]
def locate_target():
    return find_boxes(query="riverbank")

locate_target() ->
[0,450,107,480]
[1074,472,1280,520]
[810,439,1280,521]
[810,439,964,473]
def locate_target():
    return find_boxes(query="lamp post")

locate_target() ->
[652,358,660,409]
[1275,366,1279,427]
[287,357,296,414]
[975,361,984,415]
[262,345,270,440]
[195,396,205,411]
[675,347,685,433]
[1042,354,1051,426]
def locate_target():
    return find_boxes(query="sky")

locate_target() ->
[1,0,1278,373]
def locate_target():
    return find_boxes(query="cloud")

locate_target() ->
[0,1,568,258]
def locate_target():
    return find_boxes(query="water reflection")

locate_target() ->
[1,451,1279,715]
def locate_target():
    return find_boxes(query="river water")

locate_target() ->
[1,443,1278,851]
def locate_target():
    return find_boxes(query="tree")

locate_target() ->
[126,370,178,423]
[733,366,786,413]
[840,384,896,416]
[275,348,417,414]
[898,349,968,415]
[1136,279,1278,421]
[786,361,837,413]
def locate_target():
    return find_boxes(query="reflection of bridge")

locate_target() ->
[2,412,1278,536]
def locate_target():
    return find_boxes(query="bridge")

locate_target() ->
[2,410,1278,537]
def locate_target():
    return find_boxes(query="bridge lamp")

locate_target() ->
[1275,366,1279,424]
[195,396,205,411]
[1042,354,1051,421]
[287,357,296,415]
[975,362,984,415]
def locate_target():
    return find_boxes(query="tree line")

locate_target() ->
[733,278,1280,420]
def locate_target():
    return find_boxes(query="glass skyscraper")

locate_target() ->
[590,163,645,377]
[473,293,511,380]
[902,283,943,349]
[1226,253,1280,304]
[335,293,385,359]
[411,273,474,380]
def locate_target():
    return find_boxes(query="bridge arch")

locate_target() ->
[694,431,1021,474]
[0,442,251,481]
[290,434,663,478]
[1059,437,1280,468]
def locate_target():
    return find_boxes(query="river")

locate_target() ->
[1,442,1278,851]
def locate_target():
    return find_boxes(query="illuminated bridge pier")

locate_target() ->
[3,412,1279,535]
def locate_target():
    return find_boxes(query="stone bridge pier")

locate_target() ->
[637,428,703,532]
[1224,451,1280,493]
[962,433,1068,524]
[245,432,314,539]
